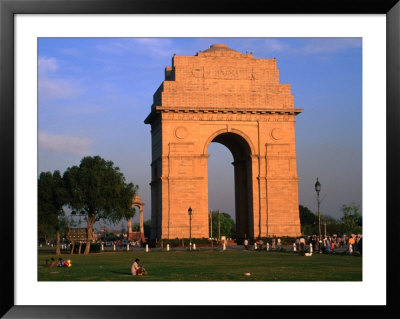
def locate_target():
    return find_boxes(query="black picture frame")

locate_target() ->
[1,0,398,318]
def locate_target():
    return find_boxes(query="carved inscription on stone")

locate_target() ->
[266,144,290,156]
[174,158,193,176]
[190,67,278,81]
[169,142,194,154]
[267,158,290,176]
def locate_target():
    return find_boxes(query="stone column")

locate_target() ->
[140,206,144,239]
[127,217,132,234]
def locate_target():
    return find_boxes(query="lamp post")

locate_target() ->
[188,207,193,251]
[218,210,221,241]
[209,210,212,239]
[315,178,322,253]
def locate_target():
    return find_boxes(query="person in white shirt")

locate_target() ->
[131,258,140,276]
[299,237,306,252]
[244,239,249,250]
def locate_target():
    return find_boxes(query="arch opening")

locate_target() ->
[207,143,235,239]
[130,207,140,231]
[207,132,254,243]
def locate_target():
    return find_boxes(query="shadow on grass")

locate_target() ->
[38,249,70,255]
[110,270,132,276]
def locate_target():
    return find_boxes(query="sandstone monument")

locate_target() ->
[145,44,302,242]
[127,194,145,242]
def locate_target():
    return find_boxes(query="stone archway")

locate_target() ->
[127,194,145,242]
[145,44,302,241]
[207,132,253,241]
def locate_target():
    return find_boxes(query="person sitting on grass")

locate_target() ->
[57,258,64,267]
[45,258,57,268]
[57,258,70,267]
[131,258,146,276]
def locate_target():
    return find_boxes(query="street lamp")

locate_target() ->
[188,207,193,250]
[315,178,322,253]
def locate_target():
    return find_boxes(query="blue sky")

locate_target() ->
[38,38,362,230]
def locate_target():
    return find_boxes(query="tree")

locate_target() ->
[63,156,137,255]
[320,214,341,236]
[143,219,151,239]
[340,203,362,235]
[299,205,318,235]
[210,211,236,239]
[38,170,68,255]
[132,220,140,232]
[117,185,138,234]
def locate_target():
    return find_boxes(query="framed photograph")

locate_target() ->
[1,0,398,317]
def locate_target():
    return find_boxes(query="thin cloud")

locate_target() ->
[38,55,83,100]
[300,38,361,54]
[234,38,361,57]
[67,105,105,115]
[218,38,291,56]
[40,103,106,115]
[39,77,82,100]
[96,38,176,58]
[38,56,58,74]
[252,39,291,53]
[263,39,291,52]
[59,48,82,57]
[39,131,93,155]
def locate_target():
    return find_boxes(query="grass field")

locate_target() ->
[38,249,362,281]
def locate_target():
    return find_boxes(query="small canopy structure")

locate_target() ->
[127,194,145,242]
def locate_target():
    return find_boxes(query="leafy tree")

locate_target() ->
[103,232,118,242]
[63,156,137,254]
[299,205,318,235]
[340,203,362,235]
[38,170,68,255]
[320,214,341,236]
[210,211,236,239]
[133,219,151,239]
[132,221,140,232]
[143,219,151,239]
[121,186,138,233]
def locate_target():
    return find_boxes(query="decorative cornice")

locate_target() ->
[157,106,302,114]
[145,106,302,124]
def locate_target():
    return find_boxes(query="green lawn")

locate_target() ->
[38,249,362,281]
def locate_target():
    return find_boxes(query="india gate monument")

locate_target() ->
[145,44,302,242]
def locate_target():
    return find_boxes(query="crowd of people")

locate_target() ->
[44,257,72,268]
[247,234,363,255]
[295,234,363,254]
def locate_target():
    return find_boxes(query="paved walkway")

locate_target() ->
[100,244,354,253]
